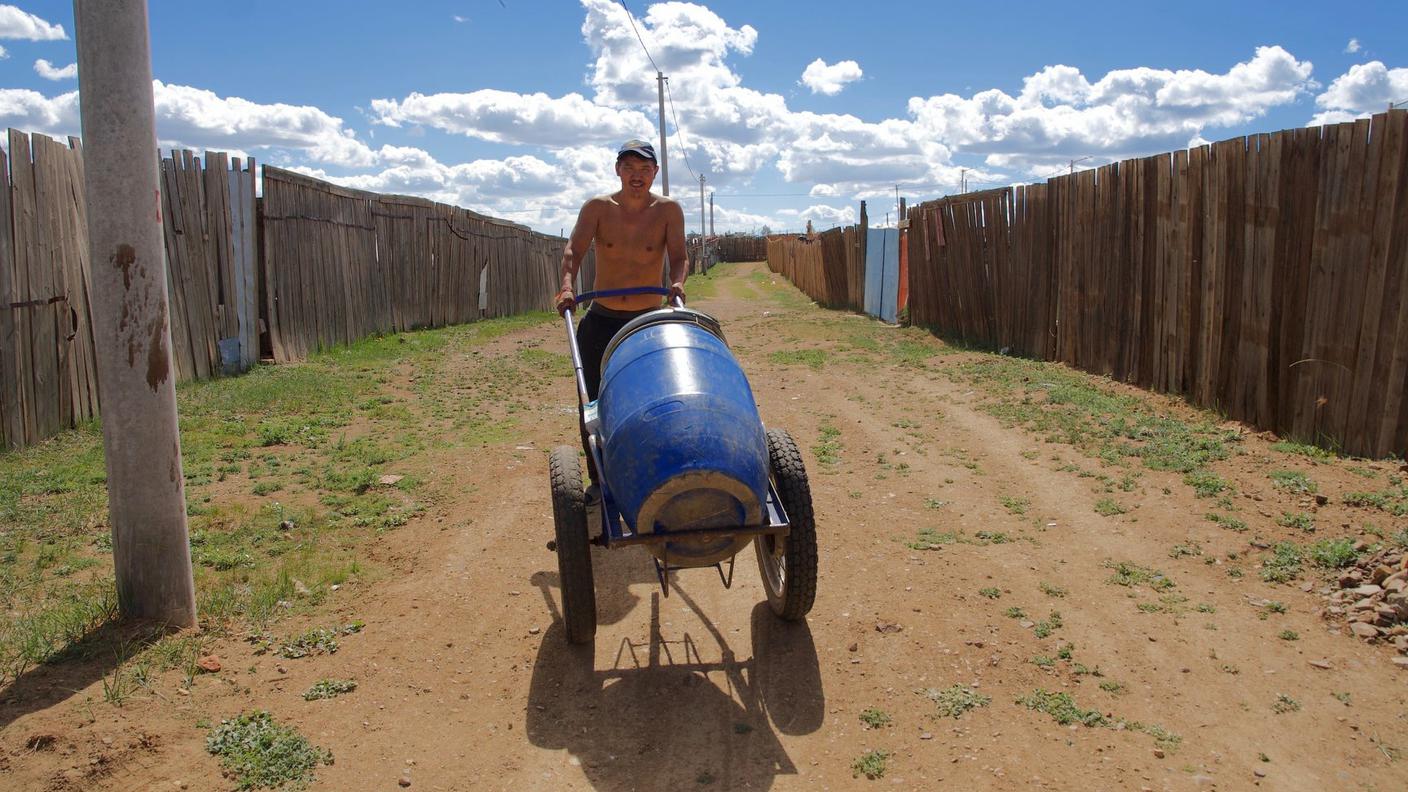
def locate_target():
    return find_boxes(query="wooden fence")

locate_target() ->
[1,137,580,452]
[908,110,1408,458]
[713,235,767,262]
[261,167,576,363]
[766,227,865,311]
[0,131,257,450]
[768,111,1408,457]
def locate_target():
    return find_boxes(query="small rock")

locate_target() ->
[920,732,933,740]
[1352,584,1383,597]
[1339,570,1364,588]
[1350,622,1381,639]
[1254,768,1267,778]
[1393,657,1408,670]
[1354,540,1371,552]
[1307,659,1332,670]
[1153,749,1165,759]
[528,627,541,635]
[196,655,222,674]
[876,621,903,634]
[848,643,859,652]
[399,775,412,787]
[965,640,985,648]
[1314,494,1328,506]
[379,474,404,486]
[1372,566,1394,585]
[278,520,295,531]
[1019,620,1035,629]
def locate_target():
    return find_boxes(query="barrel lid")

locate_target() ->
[600,307,728,371]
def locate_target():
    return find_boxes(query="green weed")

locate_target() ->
[206,710,332,790]
[859,708,892,729]
[923,685,991,719]
[852,749,890,780]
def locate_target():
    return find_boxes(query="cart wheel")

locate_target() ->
[550,445,596,644]
[755,428,818,620]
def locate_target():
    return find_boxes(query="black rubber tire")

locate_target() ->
[755,428,818,620]
[550,445,596,644]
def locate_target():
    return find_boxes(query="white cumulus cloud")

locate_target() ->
[1345,38,1361,54]
[34,58,75,80]
[1309,61,1408,125]
[370,89,653,148]
[800,58,862,95]
[0,5,66,40]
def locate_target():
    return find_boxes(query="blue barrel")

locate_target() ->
[598,308,768,567]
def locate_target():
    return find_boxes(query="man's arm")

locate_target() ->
[557,200,600,311]
[665,200,688,303]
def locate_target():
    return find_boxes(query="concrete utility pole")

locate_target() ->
[709,191,714,237]
[698,174,707,268]
[656,72,670,196]
[75,0,197,627]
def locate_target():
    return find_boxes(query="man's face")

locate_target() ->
[616,155,658,192]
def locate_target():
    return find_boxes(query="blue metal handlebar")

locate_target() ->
[574,286,670,302]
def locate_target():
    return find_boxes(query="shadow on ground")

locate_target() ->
[527,544,824,790]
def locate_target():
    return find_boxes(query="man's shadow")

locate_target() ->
[526,544,824,791]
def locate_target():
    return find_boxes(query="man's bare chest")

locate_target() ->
[596,208,668,254]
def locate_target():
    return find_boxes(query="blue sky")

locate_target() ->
[1,1,1405,234]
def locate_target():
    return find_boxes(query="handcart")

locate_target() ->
[548,286,818,644]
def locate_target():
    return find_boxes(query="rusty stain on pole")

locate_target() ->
[74,0,197,628]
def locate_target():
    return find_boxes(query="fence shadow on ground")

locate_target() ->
[526,547,823,791]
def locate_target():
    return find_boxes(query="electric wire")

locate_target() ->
[617,1,660,74]
[618,0,702,185]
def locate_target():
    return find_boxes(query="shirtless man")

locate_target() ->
[555,139,688,402]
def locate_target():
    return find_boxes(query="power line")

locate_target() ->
[712,192,814,197]
[664,77,699,182]
[617,1,659,73]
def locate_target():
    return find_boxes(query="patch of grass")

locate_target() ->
[1098,680,1125,694]
[1094,498,1126,516]
[770,349,827,370]
[1277,512,1315,532]
[1308,538,1360,569]
[1272,694,1301,714]
[1004,606,1027,619]
[1333,691,1352,706]
[859,708,892,729]
[303,678,357,701]
[1032,611,1063,638]
[1343,485,1408,516]
[1260,542,1304,583]
[923,497,947,510]
[1278,630,1299,641]
[1039,582,1067,598]
[812,423,843,468]
[1104,561,1175,591]
[1000,496,1030,515]
[851,749,890,780]
[1271,441,1333,460]
[264,622,364,659]
[978,587,1002,599]
[1268,470,1317,495]
[1205,512,1248,532]
[1017,689,1108,727]
[1031,654,1055,668]
[1184,470,1228,498]
[206,710,332,790]
[1168,542,1203,559]
[923,685,991,719]
[905,527,958,550]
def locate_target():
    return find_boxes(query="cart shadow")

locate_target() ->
[526,549,824,791]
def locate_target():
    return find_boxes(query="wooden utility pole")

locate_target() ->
[74,0,197,627]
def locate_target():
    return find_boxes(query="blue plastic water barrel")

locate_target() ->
[598,308,768,567]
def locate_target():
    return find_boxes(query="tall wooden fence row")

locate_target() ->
[1,135,580,452]
[1,131,257,450]
[768,111,1408,457]
[766,227,866,311]
[260,168,572,363]
[899,110,1408,458]
[713,235,767,262]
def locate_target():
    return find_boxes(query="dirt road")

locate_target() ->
[5,262,1407,791]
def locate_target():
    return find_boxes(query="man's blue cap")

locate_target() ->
[617,139,657,162]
